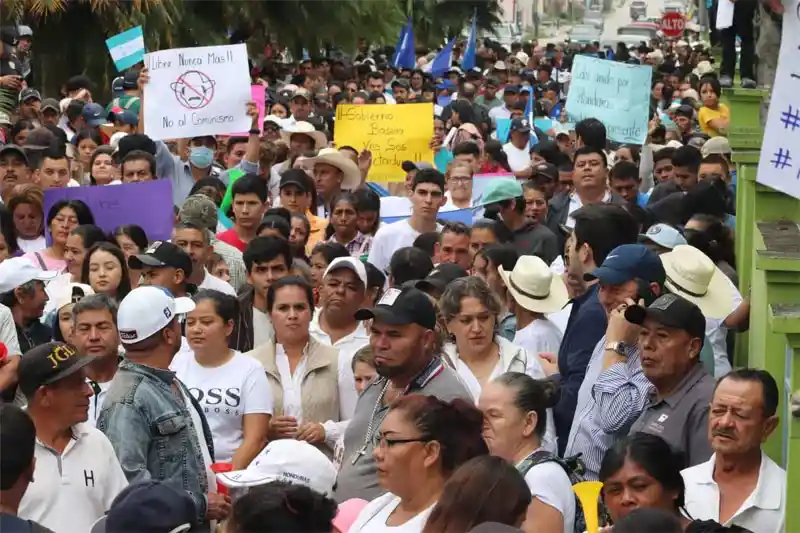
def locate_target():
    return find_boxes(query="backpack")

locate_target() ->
[517,451,611,533]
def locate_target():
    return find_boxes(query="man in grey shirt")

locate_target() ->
[626,294,716,468]
[333,287,471,502]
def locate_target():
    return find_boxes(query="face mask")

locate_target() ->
[189,146,214,169]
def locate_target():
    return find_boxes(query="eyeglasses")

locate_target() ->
[449,176,473,185]
[375,434,432,450]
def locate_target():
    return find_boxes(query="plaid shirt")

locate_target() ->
[328,232,372,259]
[212,236,247,292]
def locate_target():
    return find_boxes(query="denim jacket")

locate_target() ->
[97,360,215,525]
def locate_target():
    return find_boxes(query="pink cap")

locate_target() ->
[332,498,368,532]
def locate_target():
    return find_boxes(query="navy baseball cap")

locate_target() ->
[584,244,666,286]
[82,103,107,127]
[90,480,196,533]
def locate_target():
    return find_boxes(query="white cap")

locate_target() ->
[54,283,95,311]
[0,257,58,293]
[109,131,128,151]
[323,257,367,288]
[639,223,687,250]
[117,286,195,344]
[217,440,337,496]
[493,60,507,70]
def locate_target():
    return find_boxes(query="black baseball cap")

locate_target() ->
[415,263,468,294]
[128,241,193,278]
[625,293,706,341]
[532,162,558,182]
[279,168,313,193]
[0,144,28,164]
[18,342,96,397]
[19,88,41,103]
[90,480,196,533]
[355,287,437,330]
[509,117,531,134]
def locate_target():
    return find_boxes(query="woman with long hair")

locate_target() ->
[113,224,148,289]
[88,146,118,185]
[353,187,381,237]
[7,184,46,253]
[64,225,108,280]
[0,203,21,261]
[289,212,311,260]
[479,373,575,533]
[439,277,555,452]
[246,276,357,455]
[422,455,531,533]
[24,199,94,271]
[325,192,372,258]
[348,395,488,532]
[172,290,272,469]
[481,140,513,174]
[470,244,519,341]
[74,128,103,182]
[80,242,133,302]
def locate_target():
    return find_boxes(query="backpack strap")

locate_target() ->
[123,96,140,110]
[516,449,557,477]
[33,252,47,271]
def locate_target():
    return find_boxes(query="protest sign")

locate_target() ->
[106,26,145,72]
[43,180,174,244]
[333,103,434,182]
[565,55,652,144]
[756,0,800,200]
[220,168,246,214]
[143,43,251,140]
[230,85,266,136]
[496,119,511,143]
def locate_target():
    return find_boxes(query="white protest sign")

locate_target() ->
[756,0,800,200]
[143,43,251,140]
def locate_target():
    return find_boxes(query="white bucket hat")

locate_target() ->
[309,147,362,190]
[498,255,568,314]
[281,121,328,150]
[660,245,735,319]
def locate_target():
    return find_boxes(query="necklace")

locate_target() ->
[350,380,390,465]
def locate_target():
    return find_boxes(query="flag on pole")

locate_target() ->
[392,19,416,69]
[429,38,456,77]
[461,11,477,71]
[524,88,539,147]
[105,26,145,72]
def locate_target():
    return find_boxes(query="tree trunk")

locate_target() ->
[756,3,782,126]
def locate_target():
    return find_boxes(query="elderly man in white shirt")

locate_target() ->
[682,369,785,533]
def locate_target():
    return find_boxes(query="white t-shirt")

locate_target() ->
[198,269,237,296]
[252,307,275,348]
[512,318,563,356]
[19,424,129,533]
[368,219,442,274]
[17,235,46,253]
[171,350,273,462]
[349,493,435,533]
[520,454,576,533]
[503,142,531,173]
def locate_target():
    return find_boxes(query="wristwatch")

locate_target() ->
[604,341,628,356]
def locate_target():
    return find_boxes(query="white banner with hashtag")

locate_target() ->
[758,0,800,200]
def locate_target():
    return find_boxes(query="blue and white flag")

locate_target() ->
[106,26,145,72]
[461,11,477,71]
[428,38,456,77]
[393,19,416,69]
[524,88,539,147]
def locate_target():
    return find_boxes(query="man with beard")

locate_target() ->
[310,257,370,364]
[333,287,470,502]
[0,145,31,200]
[97,287,231,530]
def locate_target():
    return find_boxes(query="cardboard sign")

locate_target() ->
[333,103,434,182]
[43,180,174,243]
[143,44,251,140]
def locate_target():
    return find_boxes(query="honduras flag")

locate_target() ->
[524,88,539,147]
[392,19,416,69]
[106,26,145,72]
[461,11,477,71]
[427,38,456,77]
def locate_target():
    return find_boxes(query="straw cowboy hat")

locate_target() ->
[309,148,362,190]
[281,121,327,150]
[659,244,735,319]
[498,255,568,314]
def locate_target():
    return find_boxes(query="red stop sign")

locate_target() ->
[660,12,686,38]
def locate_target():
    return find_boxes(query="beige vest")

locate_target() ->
[246,337,341,424]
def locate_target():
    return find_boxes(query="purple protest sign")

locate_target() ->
[43,180,174,244]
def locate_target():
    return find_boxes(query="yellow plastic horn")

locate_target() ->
[573,481,604,533]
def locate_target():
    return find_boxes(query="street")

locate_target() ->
[539,0,672,44]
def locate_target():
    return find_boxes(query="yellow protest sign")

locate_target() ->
[334,103,434,182]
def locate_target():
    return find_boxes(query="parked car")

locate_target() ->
[569,24,602,45]
[630,0,647,20]
[663,0,685,14]
[582,10,604,31]
[617,22,659,42]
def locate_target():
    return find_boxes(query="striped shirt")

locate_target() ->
[563,335,653,480]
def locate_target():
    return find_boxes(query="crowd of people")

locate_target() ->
[0,19,787,533]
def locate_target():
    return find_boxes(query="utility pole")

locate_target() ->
[534,0,540,39]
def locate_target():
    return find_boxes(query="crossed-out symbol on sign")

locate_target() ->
[170,70,216,110]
